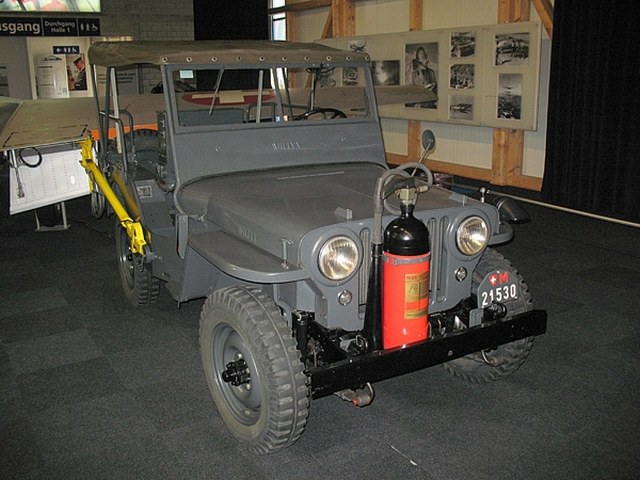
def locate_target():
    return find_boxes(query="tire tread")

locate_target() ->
[200,285,309,454]
[443,248,534,383]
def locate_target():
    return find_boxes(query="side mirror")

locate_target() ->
[421,130,436,152]
[492,196,531,224]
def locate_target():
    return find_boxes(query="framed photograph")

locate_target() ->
[494,32,530,66]
[497,73,522,120]
[372,60,400,86]
[404,42,438,109]
[449,64,474,89]
[449,95,473,120]
[450,31,476,58]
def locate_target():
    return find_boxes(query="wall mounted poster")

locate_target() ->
[317,21,541,130]
[497,73,522,120]
[494,33,530,66]
[450,64,474,89]
[372,60,400,86]
[449,94,474,120]
[450,31,476,58]
[405,42,438,109]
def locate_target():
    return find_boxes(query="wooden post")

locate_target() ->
[285,0,298,42]
[406,0,423,162]
[321,12,334,39]
[491,0,529,185]
[530,0,553,38]
[409,0,423,30]
[332,0,355,37]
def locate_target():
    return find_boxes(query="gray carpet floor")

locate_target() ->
[2,167,639,479]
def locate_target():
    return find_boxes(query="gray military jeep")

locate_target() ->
[87,40,546,454]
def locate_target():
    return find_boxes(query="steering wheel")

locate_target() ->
[294,107,347,121]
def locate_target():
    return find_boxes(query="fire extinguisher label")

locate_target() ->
[404,271,429,319]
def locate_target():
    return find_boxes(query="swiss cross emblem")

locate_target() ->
[488,272,510,286]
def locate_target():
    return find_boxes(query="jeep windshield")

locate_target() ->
[167,64,373,130]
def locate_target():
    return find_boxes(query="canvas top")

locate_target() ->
[88,40,370,67]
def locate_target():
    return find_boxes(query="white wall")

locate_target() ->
[356,0,409,35]
[0,0,194,98]
[0,37,31,99]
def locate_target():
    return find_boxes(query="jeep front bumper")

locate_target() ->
[308,309,547,398]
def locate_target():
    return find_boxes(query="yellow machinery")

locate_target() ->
[79,137,148,257]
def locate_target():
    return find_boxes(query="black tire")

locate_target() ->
[90,148,107,219]
[443,248,534,383]
[106,128,159,169]
[200,286,309,454]
[115,221,160,307]
[130,129,160,157]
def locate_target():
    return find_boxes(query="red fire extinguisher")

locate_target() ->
[382,188,430,349]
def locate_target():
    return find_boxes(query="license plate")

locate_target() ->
[477,270,519,308]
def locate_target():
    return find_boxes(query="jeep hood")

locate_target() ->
[177,163,471,264]
[177,163,386,260]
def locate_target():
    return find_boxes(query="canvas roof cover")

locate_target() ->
[88,40,371,67]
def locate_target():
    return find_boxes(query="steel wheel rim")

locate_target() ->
[212,323,262,425]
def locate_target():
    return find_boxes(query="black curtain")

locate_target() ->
[193,1,269,40]
[542,1,640,222]
[192,1,270,90]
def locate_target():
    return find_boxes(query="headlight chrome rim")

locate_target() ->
[318,235,359,281]
[456,216,489,256]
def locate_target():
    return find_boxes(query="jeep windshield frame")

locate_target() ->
[164,62,376,134]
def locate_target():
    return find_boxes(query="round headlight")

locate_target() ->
[456,216,489,256]
[318,236,359,281]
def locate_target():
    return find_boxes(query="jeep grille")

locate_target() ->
[359,216,449,307]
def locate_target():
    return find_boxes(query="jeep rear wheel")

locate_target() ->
[115,222,160,307]
[444,248,534,383]
[200,286,309,454]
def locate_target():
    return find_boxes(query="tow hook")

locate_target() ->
[221,359,251,386]
[335,383,375,407]
[484,302,508,321]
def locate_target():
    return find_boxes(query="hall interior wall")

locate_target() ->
[288,0,552,187]
[0,0,194,99]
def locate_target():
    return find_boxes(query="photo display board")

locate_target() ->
[318,22,541,130]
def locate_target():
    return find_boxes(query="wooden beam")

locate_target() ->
[285,0,298,42]
[269,0,331,15]
[408,0,423,31]
[332,0,355,37]
[530,0,553,38]
[386,153,543,191]
[406,0,423,163]
[507,174,543,191]
[491,0,529,187]
[492,128,524,185]
[387,154,493,183]
[407,119,422,162]
[321,9,334,38]
[498,0,529,22]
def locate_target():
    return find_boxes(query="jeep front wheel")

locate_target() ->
[199,286,309,454]
[444,248,534,383]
